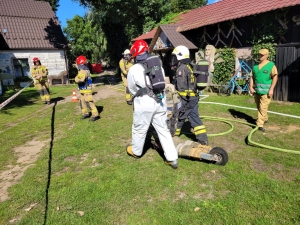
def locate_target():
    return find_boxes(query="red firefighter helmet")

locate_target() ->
[130,40,149,57]
[76,55,87,65]
[33,57,40,63]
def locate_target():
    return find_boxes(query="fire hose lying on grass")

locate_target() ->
[0,81,33,110]
[147,81,300,166]
[147,82,229,166]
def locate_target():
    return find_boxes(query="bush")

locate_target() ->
[213,47,236,84]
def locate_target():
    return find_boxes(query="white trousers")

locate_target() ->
[132,95,178,161]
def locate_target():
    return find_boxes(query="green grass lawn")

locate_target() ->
[0,85,299,224]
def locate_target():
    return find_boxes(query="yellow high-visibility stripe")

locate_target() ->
[194,129,207,135]
[194,125,206,135]
[194,125,206,131]
[175,128,181,135]
[80,90,92,94]
[178,91,196,97]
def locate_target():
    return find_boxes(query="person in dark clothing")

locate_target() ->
[171,45,209,145]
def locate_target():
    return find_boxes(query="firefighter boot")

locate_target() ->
[126,145,139,158]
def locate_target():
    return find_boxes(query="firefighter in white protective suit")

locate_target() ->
[126,40,178,169]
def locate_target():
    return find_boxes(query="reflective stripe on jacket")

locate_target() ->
[175,63,196,97]
[253,62,274,95]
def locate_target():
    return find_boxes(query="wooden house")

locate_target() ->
[0,0,68,91]
[134,0,300,102]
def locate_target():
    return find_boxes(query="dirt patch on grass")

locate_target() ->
[267,124,300,134]
[1,83,122,202]
[0,139,47,202]
[251,159,298,181]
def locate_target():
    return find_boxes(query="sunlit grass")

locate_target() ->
[0,86,299,224]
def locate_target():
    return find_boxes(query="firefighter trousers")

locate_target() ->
[177,97,208,143]
[121,74,132,102]
[36,81,50,102]
[80,92,99,118]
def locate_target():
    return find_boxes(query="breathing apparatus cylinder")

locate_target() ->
[193,60,209,91]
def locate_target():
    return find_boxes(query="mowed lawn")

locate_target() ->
[0,83,300,225]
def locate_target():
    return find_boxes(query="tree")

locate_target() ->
[74,0,207,65]
[37,0,60,12]
[171,0,207,13]
[64,14,107,64]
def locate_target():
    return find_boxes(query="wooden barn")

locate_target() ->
[134,0,300,102]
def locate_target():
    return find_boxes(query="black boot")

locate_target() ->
[198,140,209,146]
[89,116,99,122]
[81,114,90,120]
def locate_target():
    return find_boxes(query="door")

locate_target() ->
[274,46,300,102]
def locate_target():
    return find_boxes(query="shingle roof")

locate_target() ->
[176,0,300,32]
[149,25,197,52]
[0,0,67,49]
[132,28,157,41]
[133,0,300,40]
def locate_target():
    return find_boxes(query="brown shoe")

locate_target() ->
[165,160,178,169]
[126,145,139,158]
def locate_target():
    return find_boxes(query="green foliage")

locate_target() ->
[170,0,207,13]
[37,0,60,11]
[158,12,182,26]
[64,14,107,65]
[213,47,236,84]
[248,9,289,45]
[75,0,207,66]
[252,43,276,62]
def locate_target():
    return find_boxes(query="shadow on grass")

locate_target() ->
[0,89,39,111]
[51,96,65,103]
[0,90,65,113]
[96,106,104,115]
[43,101,56,225]
[228,108,256,125]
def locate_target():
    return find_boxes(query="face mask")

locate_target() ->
[124,54,131,60]
[170,55,178,67]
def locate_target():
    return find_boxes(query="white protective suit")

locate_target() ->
[127,63,178,161]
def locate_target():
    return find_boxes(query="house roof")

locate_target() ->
[176,0,300,32]
[149,25,197,52]
[133,0,300,40]
[0,0,67,50]
[133,28,157,41]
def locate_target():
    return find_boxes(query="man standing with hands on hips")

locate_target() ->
[249,49,278,132]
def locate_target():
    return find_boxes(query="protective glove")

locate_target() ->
[88,77,92,85]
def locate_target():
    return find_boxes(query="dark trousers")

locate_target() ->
[177,97,208,143]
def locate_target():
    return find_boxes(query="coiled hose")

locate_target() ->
[195,100,300,155]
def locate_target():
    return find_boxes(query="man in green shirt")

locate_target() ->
[249,49,278,132]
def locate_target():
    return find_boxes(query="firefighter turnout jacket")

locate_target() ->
[119,58,134,77]
[31,65,48,84]
[175,63,197,98]
[75,69,92,94]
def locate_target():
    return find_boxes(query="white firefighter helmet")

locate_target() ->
[122,49,130,55]
[172,45,190,60]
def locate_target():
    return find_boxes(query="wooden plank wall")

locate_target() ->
[274,46,300,102]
